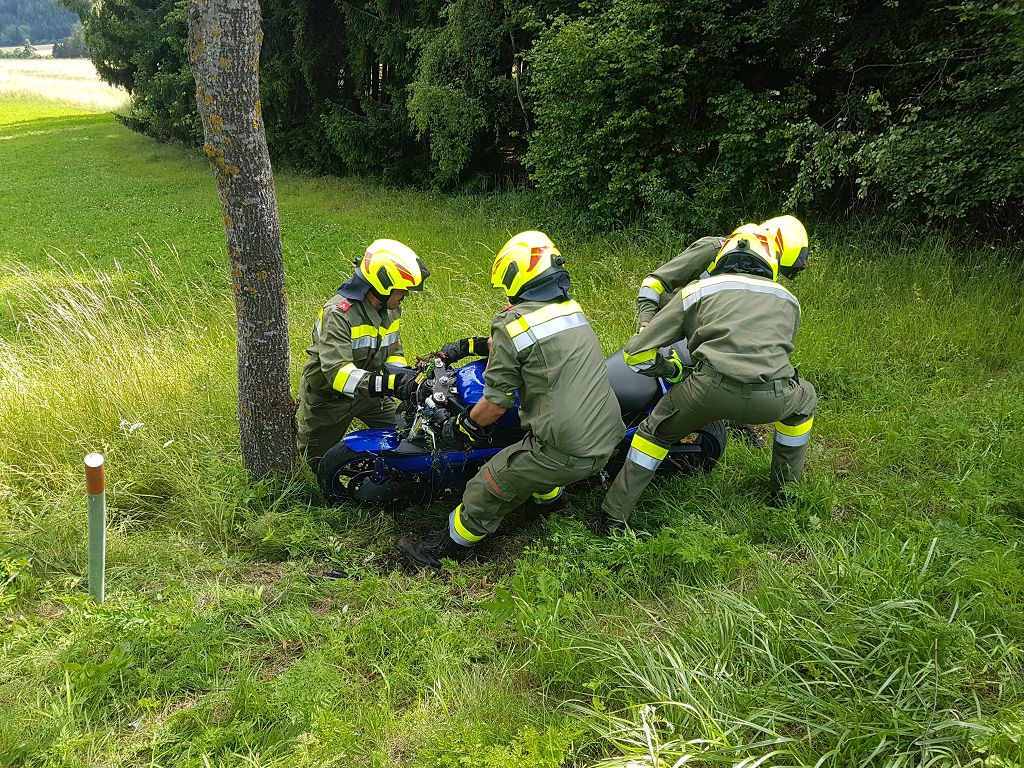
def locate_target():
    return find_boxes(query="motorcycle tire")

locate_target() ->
[317,443,425,506]
[604,419,727,479]
[661,418,726,474]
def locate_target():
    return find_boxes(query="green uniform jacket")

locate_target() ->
[299,293,408,402]
[625,274,800,383]
[636,236,724,325]
[482,298,625,459]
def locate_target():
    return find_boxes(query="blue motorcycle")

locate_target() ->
[317,342,726,506]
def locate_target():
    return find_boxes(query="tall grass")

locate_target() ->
[508,522,1023,766]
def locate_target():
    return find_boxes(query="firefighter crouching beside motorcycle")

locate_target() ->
[636,215,810,448]
[296,239,428,475]
[397,231,626,569]
[599,222,817,533]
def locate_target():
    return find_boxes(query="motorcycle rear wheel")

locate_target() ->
[662,418,726,474]
[606,419,727,478]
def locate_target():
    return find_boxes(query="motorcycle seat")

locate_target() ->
[604,340,691,417]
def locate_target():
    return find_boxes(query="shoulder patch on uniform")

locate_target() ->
[336,301,351,311]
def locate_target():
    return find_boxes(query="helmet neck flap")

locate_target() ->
[337,268,373,301]
[511,267,572,304]
[708,249,776,280]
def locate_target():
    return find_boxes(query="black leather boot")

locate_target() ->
[528,493,574,517]
[595,511,628,536]
[397,529,473,569]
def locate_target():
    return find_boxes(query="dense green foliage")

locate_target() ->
[2,99,1024,767]
[72,0,1024,232]
[66,0,1019,231]
[0,0,75,45]
[529,0,1024,229]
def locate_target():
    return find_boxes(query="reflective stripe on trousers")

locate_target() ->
[774,416,813,446]
[626,433,669,471]
[449,504,484,546]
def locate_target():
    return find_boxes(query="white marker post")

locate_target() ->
[84,453,106,604]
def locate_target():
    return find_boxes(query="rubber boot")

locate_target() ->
[397,529,473,569]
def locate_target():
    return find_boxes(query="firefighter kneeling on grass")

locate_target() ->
[296,239,428,475]
[600,223,818,533]
[398,231,626,569]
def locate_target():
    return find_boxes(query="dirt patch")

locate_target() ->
[236,560,290,589]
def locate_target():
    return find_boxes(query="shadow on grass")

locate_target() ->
[0,112,115,137]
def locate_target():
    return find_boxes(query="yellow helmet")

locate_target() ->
[761,215,808,278]
[491,231,563,299]
[707,223,779,281]
[360,239,428,295]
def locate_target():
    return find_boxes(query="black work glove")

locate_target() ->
[439,336,489,363]
[368,370,419,400]
[441,412,492,447]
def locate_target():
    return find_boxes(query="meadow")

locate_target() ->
[0,57,126,112]
[1,88,1023,766]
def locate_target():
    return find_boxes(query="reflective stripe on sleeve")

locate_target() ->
[638,277,665,302]
[379,319,401,347]
[774,417,813,447]
[626,434,669,471]
[505,300,589,352]
[624,347,658,372]
[385,354,409,366]
[449,504,484,546]
[680,274,800,312]
[333,362,369,397]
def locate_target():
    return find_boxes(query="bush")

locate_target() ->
[70,0,1024,231]
[786,2,1024,230]
[0,39,36,58]
[52,21,88,58]
[527,0,812,230]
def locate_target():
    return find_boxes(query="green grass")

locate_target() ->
[2,99,1024,767]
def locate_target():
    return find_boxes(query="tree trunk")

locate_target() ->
[187,0,297,479]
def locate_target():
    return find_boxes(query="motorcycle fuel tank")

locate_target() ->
[454,360,522,431]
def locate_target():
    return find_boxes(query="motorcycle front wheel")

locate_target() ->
[317,443,425,506]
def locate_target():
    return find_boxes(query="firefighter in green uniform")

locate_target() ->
[398,231,626,568]
[600,222,817,532]
[636,216,809,327]
[296,239,429,475]
[636,216,810,447]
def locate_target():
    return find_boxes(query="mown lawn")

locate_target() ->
[2,100,1023,767]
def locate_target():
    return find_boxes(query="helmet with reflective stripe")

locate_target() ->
[360,239,429,295]
[761,215,808,279]
[707,223,779,281]
[491,231,563,299]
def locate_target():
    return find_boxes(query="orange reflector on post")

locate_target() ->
[85,452,105,495]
